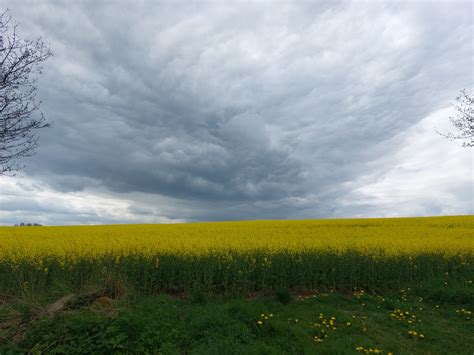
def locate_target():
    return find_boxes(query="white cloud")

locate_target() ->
[0,177,181,225]
[339,107,473,217]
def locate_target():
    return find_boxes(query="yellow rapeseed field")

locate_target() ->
[1,216,472,263]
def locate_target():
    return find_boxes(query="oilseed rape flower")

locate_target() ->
[1,216,472,296]
[1,216,473,261]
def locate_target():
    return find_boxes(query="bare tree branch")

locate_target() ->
[438,89,474,148]
[0,9,52,175]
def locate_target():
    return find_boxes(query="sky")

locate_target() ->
[0,0,473,225]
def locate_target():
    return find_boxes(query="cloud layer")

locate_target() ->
[1,1,472,225]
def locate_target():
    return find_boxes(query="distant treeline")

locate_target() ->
[14,223,43,227]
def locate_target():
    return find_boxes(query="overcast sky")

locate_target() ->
[0,0,472,225]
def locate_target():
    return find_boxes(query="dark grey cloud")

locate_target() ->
[1,1,472,224]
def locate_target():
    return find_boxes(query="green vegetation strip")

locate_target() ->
[1,252,472,295]
[1,288,472,354]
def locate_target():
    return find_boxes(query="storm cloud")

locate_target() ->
[0,1,472,225]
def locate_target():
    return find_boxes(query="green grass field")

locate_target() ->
[1,288,473,354]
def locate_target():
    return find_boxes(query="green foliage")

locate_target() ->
[275,288,292,304]
[1,290,472,354]
[1,251,472,297]
[190,282,208,304]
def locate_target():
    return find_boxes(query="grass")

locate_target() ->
[1,287,472,354]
